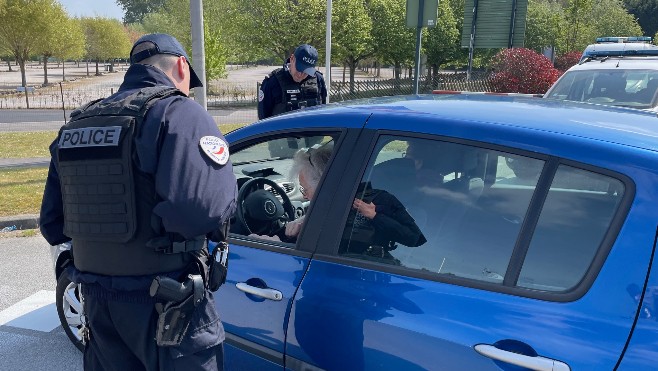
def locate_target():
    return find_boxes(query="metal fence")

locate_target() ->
[0,70,492,110]
[330,71,493,102]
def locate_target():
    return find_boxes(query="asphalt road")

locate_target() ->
[0,236,82,371]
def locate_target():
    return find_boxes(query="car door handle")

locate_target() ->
[474,344,570,371]
[236,282,283,301]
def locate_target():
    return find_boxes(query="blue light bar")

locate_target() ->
[585,49,658,58]
[596,36,652,44]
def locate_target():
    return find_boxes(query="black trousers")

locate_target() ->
[82,285,224,371]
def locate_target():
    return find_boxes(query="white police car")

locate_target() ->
[545,37,658,112]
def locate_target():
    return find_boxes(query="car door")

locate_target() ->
[283,113,653,370]
[216,111,370,370]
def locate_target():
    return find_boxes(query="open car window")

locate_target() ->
[229,134,336,246]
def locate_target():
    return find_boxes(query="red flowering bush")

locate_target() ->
[489,48,561,94]
[554,51,582,72]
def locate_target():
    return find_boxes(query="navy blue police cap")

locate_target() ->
[294,44,318,76]
[130,33,203,89]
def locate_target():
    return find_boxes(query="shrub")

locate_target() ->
[489,48,560,94]
[554,51,582,72]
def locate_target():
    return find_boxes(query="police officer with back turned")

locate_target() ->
[257,44,328,120]
[39,33,237,370]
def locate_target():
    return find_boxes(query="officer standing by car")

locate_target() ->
[39,33,237,371]
[257,44,328,120]
[259,44,328,157]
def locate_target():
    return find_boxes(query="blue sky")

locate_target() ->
[58,0,125,20]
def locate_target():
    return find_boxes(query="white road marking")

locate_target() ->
[0,290,60,332]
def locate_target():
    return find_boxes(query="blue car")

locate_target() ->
[54,95,658,370]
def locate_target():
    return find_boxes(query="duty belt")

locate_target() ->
[147,235,206,254]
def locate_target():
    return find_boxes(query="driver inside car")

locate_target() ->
[247,142,333,242]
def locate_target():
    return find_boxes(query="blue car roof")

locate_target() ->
[233,94,658,152]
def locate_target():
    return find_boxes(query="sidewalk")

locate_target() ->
[0,157,49,169]
[0,214,39,230]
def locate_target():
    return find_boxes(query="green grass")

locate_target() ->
[0,131,57,158]
[0,167,48,217]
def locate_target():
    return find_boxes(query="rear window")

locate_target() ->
[338,135,628,298]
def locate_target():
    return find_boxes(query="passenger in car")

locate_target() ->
[498,154,542,186]
[341,182,427,263]
[404,140,444,188]
[636,78,658,104]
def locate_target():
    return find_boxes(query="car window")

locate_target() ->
[337,135,625,294]
[518,165,624,292]
[547,69,658,109]
[338,136,538,281]
[229,134,335,244]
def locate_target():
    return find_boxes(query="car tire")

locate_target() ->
[56,273,85,352]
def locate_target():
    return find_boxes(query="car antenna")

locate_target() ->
[59,82,67,124]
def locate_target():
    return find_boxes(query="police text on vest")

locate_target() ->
[59,126,122,148]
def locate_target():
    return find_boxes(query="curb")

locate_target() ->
[0,214,39,230]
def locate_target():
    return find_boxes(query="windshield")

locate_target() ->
[545,69,658,109]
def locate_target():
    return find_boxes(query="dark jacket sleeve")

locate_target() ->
[257,75,275,120]
[148,97,238,239]
[39,140,71,245]
[316,72,328,104]
[370,192,426,247]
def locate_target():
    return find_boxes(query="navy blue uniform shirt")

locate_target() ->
[257,60,327,120]
[40,64,237,247]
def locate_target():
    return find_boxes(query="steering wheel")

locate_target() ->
[236,177,296,236]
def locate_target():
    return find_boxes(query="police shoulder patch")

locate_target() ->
[200,136,229,165]
[258,89,264,102]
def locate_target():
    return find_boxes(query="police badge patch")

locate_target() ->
[258,89,264,102]
[200,136,229,165]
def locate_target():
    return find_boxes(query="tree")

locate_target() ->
[525,0,567,54]
[370,0,417,81]
[53,18,86,81]
[564,0,594,52]
[0,0,53,107]
[623,0,658,38]
[116,0,167,24]
[226,0,326,63]
[125,23,146,44]
[81,17,131,75]
[35,2,83,85]
[0,52,13,71]
[425,0,460,79]
[559,0,641,52]
[333,0,374,92]
[589,0,642,40]
[142,0,230,81]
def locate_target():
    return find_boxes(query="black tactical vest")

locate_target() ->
[271,68,321,116]
[55,86,202,276]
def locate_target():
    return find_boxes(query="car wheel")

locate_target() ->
[56,273,85,352]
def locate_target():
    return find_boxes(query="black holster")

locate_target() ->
[151,275,204,346]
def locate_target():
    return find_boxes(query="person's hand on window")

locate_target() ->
[353,199,376,219]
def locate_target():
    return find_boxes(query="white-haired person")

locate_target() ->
[249,143,333,242]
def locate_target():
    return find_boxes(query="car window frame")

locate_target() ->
[227,127,362,257]
[312,129,636,302]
